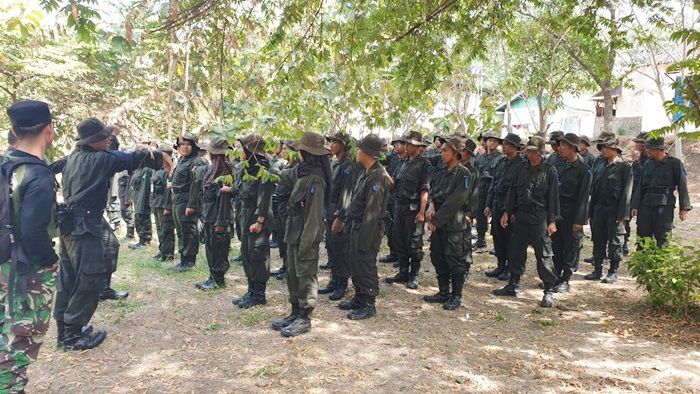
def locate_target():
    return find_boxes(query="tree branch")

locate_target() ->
[391,0,459,42]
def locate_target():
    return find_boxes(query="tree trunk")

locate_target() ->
[537,90,547,133]
[506,97,513,133]
[166,0,178,141]
[182,35,191,136]
[602,83,614,134]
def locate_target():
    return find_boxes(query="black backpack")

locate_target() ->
[0,155,38,262]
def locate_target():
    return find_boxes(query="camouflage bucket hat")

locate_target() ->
[645,137,666,151]
[559,133,581,152]
[357,134,384,159]
[633,132,649,143]
[580,135,591,147]
[290,131,329,156]
[205,136,231,155]
[480,132,502,142]
[501,133,523,149]
[176,133,200,150]
[444,136,465,156]
[326,131,353,147]
[462,138,477,155]
[239,134,266,155]
[548,130,565,144]
[405,130,428,147]
[524,136,547,155]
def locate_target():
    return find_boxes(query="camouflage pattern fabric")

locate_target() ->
[0,262,57,393]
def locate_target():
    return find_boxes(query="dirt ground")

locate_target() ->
[27,144,700,393]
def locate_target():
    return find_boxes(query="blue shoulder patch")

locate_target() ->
[556,174,561,187]
[587,169,592,178]
[344,167,351,176]
[464,176,470,189]
[371,183,378,192]
[310,184,316,194]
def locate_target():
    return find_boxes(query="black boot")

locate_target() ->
[423,276,449,303]
[602,261,619,284]
[443,274,464,310]
[378,254,398,263]
[271,265,286,275]
[232,282,253,305]
[406,274,419,290]
[275,267,287,280]
[99,275,129,301]
[232,255,243,262]
[171,260,194,272]
[123,227,134,240]
[348,296,377,320]
[238,283,266,309]
[406,258,421,289]
[584,256,594,264]
[56,320,65,347]
[271,303,299,331]
[329,277,348,301]
[485,259,507,278]
[128,240,149,250]
[212,272,226,288]
[492,275,520,297]
[497,265,510,281]
[385,264,410,284]
[318,276,338,295]
[195,278,219,290]
[153,253,163,260]
[337,296,362,310]
[319,261,332,270]
[540,283,554,308]
[62,323,107,351]
[584,263,604,280]
[554,270,571,293]
[281,307,313,337]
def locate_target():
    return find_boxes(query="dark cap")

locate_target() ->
[76,117,111,146]
[291,132,329,156]
[524,136,547,155]
[405,130,428,147]
[580,135,591,147]
[592,131,616,144]
[645,137,666,151]
[239,134,266,155]
[205,136,231,155]
[601,138,622,153]
[481,132,502,142]
[559,133,581,152]
[391,134,406,145]
[548,131,565,144]
[176,133,200,150]
[6,100,52,128]
[444,137,465,157]
[633,132,649,143]
[357,134,384,159]
[502,133,522,149]
[326,131,353,147]
[461,138,477,155]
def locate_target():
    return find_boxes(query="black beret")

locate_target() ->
[6,100,52,128]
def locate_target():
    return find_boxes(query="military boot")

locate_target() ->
[124,226,135,240]
[195,278,218,290]
[99,275,129,301]
[540,283,554,308]
[281,308,313,337]
[58,324,94,347]
[232,282,252,306]
[238,283,266,309]
[443,274,464,310]
[492,275,520,297]
[584,263,604,280]
[485,258,507,278]
[329,277,348,301]
[319,261,332,270]
[271,303,300,331]
[378,254,398,263]
[348,296,377,320]
[423,276,449,303]
[602,261,619,284]
[274,266,287,280]
[497,265,510,281]
[128,240,149,250]
[212,272,227,288]
[318,275,338,295]
[337,296,362,310]
[271,265,286,276]
[153,253,163,260]
[171,260,193,272]
[385,262,410,284]
[62,324,107,351]
[554,270,571,293]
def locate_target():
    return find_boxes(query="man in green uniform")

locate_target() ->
[493,136,560,308]
[117,171,135,240]
[484,133,524,281]
[378,136,407,264]
[232,135,275,309]
[473,132,502,251]
[271,141,298,280]
[151,144,175,261]
[128,162,155,250]
[337,134,391,320]
[459,138,480,281]
[171,134,207,272]
[551,133,591,293]
[271,132,330,336]
[546,131,565,169]
[631,137,692,247]
[386,131,431,289]
[319,132,356,300]
[624,132,649,255]
[578,135,595,169]
[584,135,632,284]
[54,117,172,351]
[424,137,477,310]
[196,137,233,290]
[0,100,58,392]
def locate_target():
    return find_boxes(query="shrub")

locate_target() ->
[627,238,700,317]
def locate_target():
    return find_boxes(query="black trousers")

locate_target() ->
[392,206,424,274]
[134,212,152,243]
[552,211,583,280]
[491,208,513,268]
[430,229,468,278]
[102,219,119,274]
[384,197,396,256]
[637,205,675,247]
[203,223,231,283]
[119,200,134,232]
[328,218,351,279]
[349,226,380,297]
[591,205,625,264]
[54,233,105,326]
[240,208,270,287]
[173,201,199,263]
[475,183,489,241]
[508,221,557,284]
[154,208,176,258]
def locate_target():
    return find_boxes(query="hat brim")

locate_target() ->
[357,141,381,159]
[406,138,428,147]
[176,137,200,150]
[326,136,349,146]
[76,130,111,146]
[206,146,230,155]
[645,143,666,150]
[559,138,580,152]
[502,139,522,149]
[290,140,329,156]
